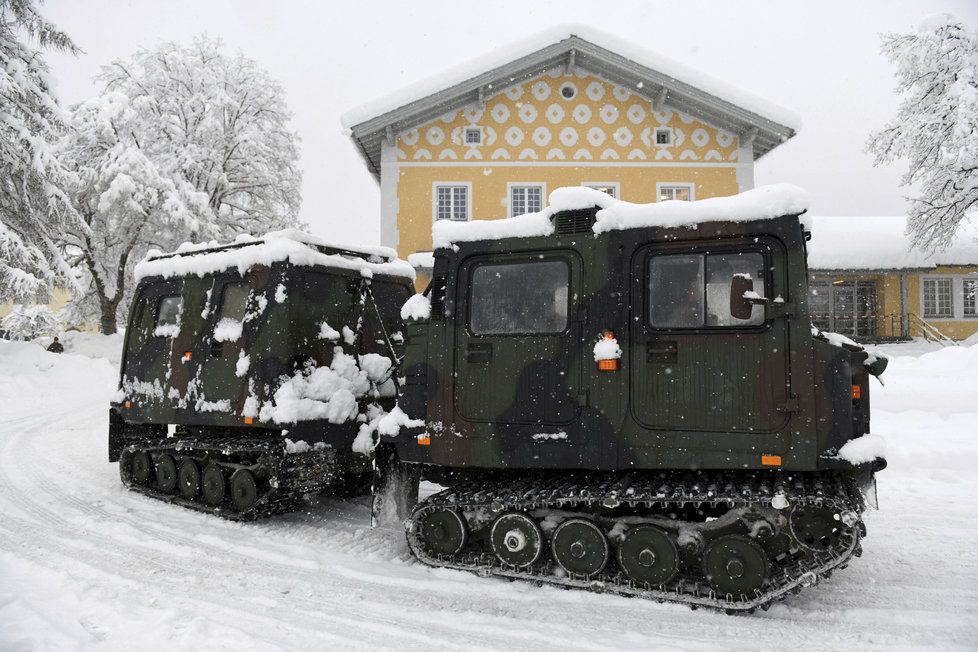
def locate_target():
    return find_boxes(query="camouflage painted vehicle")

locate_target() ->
[376,186,888,612]
[109,231,414,520]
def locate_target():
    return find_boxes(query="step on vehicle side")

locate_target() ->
[109,230,415,520]
[376,185,888,612]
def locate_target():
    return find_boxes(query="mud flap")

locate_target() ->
[108,409,125,462]
[371,446,421,527]
[856,468,879,510]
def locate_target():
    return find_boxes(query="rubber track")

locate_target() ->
[406,470,866,612]
[120,436,338,521]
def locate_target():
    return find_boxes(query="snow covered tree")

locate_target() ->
[867,14,978,250]
[95,36,303,240]
[0,0,87,301]
[1,303,60,340]
[58,92,210,334]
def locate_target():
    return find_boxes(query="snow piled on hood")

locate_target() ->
[433,184,810,248]
[135,229,414,282]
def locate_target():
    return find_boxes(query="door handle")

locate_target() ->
[647,340,677,363]
[466,342,492,363]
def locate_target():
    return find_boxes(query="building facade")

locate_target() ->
[343,27,798,286]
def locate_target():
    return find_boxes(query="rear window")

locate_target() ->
[155,296,183,329]
[469,259,569,335]
[648,251,765,328]
[219,284,251,321]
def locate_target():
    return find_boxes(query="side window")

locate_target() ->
[469,259,569,335]
[648,251,765,329]
[219,283,251,321]
[154,295,183,335]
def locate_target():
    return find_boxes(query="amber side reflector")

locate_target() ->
[124,400,132,409]
[416,435,431,446]
[243,417,254,425]
[761,454,782,467]
[851,384,861,400]
[182,351,192,360]
[597,359,618,372]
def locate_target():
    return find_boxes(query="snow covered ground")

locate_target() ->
[1,337,976,650]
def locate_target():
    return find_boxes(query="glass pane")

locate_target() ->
[648,254,704,328]
[964,280,977,316]
[674,187,690,201]
[219,284,251,321]
[470,260,569,335]
[527,187,543,213]
[156,296,183,328]
[452,187,467,220]
[809,283,831,331]
[511,187,525,216]
[659,188,674,201]
[705,252,765,326]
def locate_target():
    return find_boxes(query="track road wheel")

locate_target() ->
[703,535,769,598]
[552,518,609,577]
[178,458,201,500]
[156,454,178,493]
[131,450,152,485]
[419,509,467,557]
[230,469,258,513]
[617,525,680,586]
[490,513,544,567]
[202,463,226,506]
[789,506,844,552]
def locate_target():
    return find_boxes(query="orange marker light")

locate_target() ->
[416,434,431,446]
[182,351,192,361]
[243,417,254,425]
[761,454,782,467]
[598,359,618,371]
[851,384,861,400]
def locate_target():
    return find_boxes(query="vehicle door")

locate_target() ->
[454,252,583,429]
[628,238,791,436]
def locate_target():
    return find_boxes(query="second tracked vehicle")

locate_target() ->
[109,230,414,520]
[376,185,888,612]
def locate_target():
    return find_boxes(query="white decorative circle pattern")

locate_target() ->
[585,81,605,101]
[572,104,592,124]
[463,107,484,123]
[613,127,633,147]
[532,126,552,146]
[531,81,551,101]
[426,126,445,146]
[504,85,524,101]
[599,104,619,125]
[545,103,565,124]
[505,126,524,146]
[491,104,511,123]
[518,104,538,124]
[401,128,419,146]
[586,127,606,147]
[612,85,631,101]
[691,127,710,148]
[716,130,734,148]
[626,103,647,125]
[559,127,579,147]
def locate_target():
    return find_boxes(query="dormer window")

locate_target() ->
[465,127,482,145]
[654,128,673,146]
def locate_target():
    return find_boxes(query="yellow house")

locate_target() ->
[807,217,978,342]
[342,26,798,286]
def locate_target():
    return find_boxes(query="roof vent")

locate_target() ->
[553,208,597,236]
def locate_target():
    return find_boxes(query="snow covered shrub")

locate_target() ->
[1,304,61,341]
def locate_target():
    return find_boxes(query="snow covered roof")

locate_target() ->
[134,229,415,282]
[807,217,978,271]
[432,184,810,249]
[406,252,435,270]
[343,25,799,179]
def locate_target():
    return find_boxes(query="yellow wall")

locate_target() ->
[390,70,745,269]
[0,287,73,319]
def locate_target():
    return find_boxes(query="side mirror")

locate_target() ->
[729,274,762,320]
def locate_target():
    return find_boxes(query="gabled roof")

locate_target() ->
[343,25,801,180]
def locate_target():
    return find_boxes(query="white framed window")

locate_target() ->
[582,182,620,199]
[464,127,482,145]
[432,182,471,222]
[654,127,673,146]
[922,277,953,318]
[963,279,977,318]
[657,182,695,202]
[507,183,546,217]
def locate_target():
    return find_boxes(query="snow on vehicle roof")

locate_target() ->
[806,217,978,271]
[134,229,415,282]
[432,184,811,249]
[340,24,800,131]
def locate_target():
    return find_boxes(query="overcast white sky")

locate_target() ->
[42,0,977,247]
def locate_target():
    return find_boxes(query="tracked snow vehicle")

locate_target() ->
[376,185,888,612]
[109,230,414,519]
